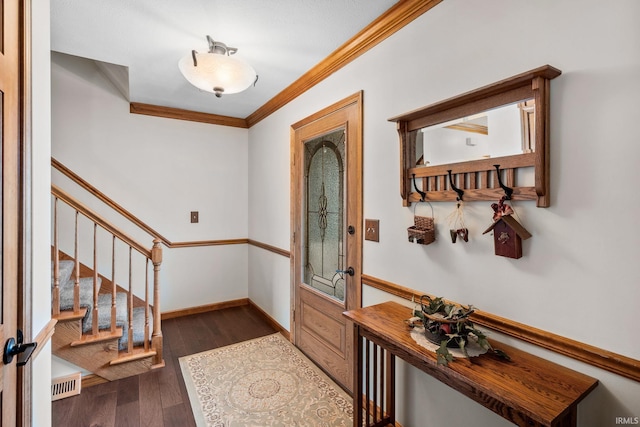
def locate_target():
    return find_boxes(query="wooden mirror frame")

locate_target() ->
[389,65,561,207]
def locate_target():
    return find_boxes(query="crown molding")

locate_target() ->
[246,0,442,127]
[129,1,442,129]
[130,102,249,128]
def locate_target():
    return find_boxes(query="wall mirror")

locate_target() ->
[389,65,561,207]
[415,99,534,167]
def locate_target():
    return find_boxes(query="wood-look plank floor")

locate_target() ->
[52,305,278,427]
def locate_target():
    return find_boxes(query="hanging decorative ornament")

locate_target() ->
[482,197,532,259]
[407,201,436,245]
[446,201,469,243]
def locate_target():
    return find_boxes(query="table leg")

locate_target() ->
[354,323,364,427]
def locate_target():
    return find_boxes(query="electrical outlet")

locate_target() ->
[190,211,199,223]
[365,219,379,242]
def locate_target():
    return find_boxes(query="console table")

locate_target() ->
[343,301,598,427]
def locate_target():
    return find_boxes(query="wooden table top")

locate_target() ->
[344,301,599,427]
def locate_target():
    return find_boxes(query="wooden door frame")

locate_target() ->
[289,91,363,345]
[1,0,30,424]
[18,0,33,425]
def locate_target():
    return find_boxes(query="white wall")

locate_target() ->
[50,51,249,312]
[247,112,293,330]
[32,1,53,425]
[248,0,640,425]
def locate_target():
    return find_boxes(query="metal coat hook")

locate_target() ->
[412,174,426,202]
[493,164,513,200]
[447,170,464,201]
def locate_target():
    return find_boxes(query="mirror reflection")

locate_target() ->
[415,99,535,167]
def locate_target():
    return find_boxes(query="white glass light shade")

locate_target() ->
[178,52,256,97]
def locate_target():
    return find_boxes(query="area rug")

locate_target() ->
[179,333,353,427]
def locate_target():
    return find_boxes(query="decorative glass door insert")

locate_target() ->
[303,128,345,301]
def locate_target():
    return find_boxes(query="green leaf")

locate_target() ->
[471,330,491,350]
[457,337,468,357]
[493,348,511,361]
[444,305,454,317]
[476,336,490,350]
[436,341,454,366]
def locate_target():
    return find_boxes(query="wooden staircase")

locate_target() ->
[52,308,157,381]
[51,185,165,382]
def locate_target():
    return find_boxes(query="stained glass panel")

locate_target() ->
[303,128,345,302]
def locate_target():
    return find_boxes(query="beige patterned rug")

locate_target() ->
[179,333,353,426]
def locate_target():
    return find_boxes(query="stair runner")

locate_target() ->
[53,260,152,350]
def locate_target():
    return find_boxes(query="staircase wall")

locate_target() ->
[51,52,251,380]
[51,51,250,312]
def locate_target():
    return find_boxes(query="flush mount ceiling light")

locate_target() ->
[178,35,257,98]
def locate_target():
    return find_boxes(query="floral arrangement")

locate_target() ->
[410,295,509,366]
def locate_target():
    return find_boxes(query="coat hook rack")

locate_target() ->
[412,174,426,202]
[447,170,464,201]
[493,164,513,200]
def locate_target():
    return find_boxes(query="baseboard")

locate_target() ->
[360,395,404,427]
[160,298,290,340]
[161,298,249,320]
[247,299,290,340]
[81,373,109,389]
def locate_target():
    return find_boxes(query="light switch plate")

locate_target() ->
[365,219,379,242]
[190,211,199,223]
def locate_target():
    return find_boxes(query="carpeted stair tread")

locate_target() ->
[52,260,75,288]
[118,307,153,351]
[58,276,100,311]
[82,292,128,334]
[51,259,153,353]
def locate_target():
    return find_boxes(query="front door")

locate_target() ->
[0,0,22,424]
[291,93,362,392]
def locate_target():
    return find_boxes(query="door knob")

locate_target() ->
[336,267,355,276]
[4,330,37,366]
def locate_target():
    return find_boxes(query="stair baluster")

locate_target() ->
[92,223,99,335]
[51,184,164,379]
[73,212,80,313]
[53,197,60,316]
[144,259,150,352]
[110,235,117,333]
[127,247,134,353]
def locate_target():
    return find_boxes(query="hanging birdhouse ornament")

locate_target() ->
[482,197,531,259]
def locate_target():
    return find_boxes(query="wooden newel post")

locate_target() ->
[151,238,164,366]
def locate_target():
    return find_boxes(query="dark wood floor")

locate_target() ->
[52,304,279,427]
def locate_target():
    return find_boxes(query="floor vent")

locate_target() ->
[51,372,82,401]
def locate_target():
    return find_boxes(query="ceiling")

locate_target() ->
[51,0,399,120]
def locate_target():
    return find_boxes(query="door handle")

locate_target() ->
[336,267,355,276]
[4,330,37,366]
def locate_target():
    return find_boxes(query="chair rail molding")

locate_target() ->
[362,274,640,383]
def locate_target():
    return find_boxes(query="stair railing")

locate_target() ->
[52,185,163,364]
